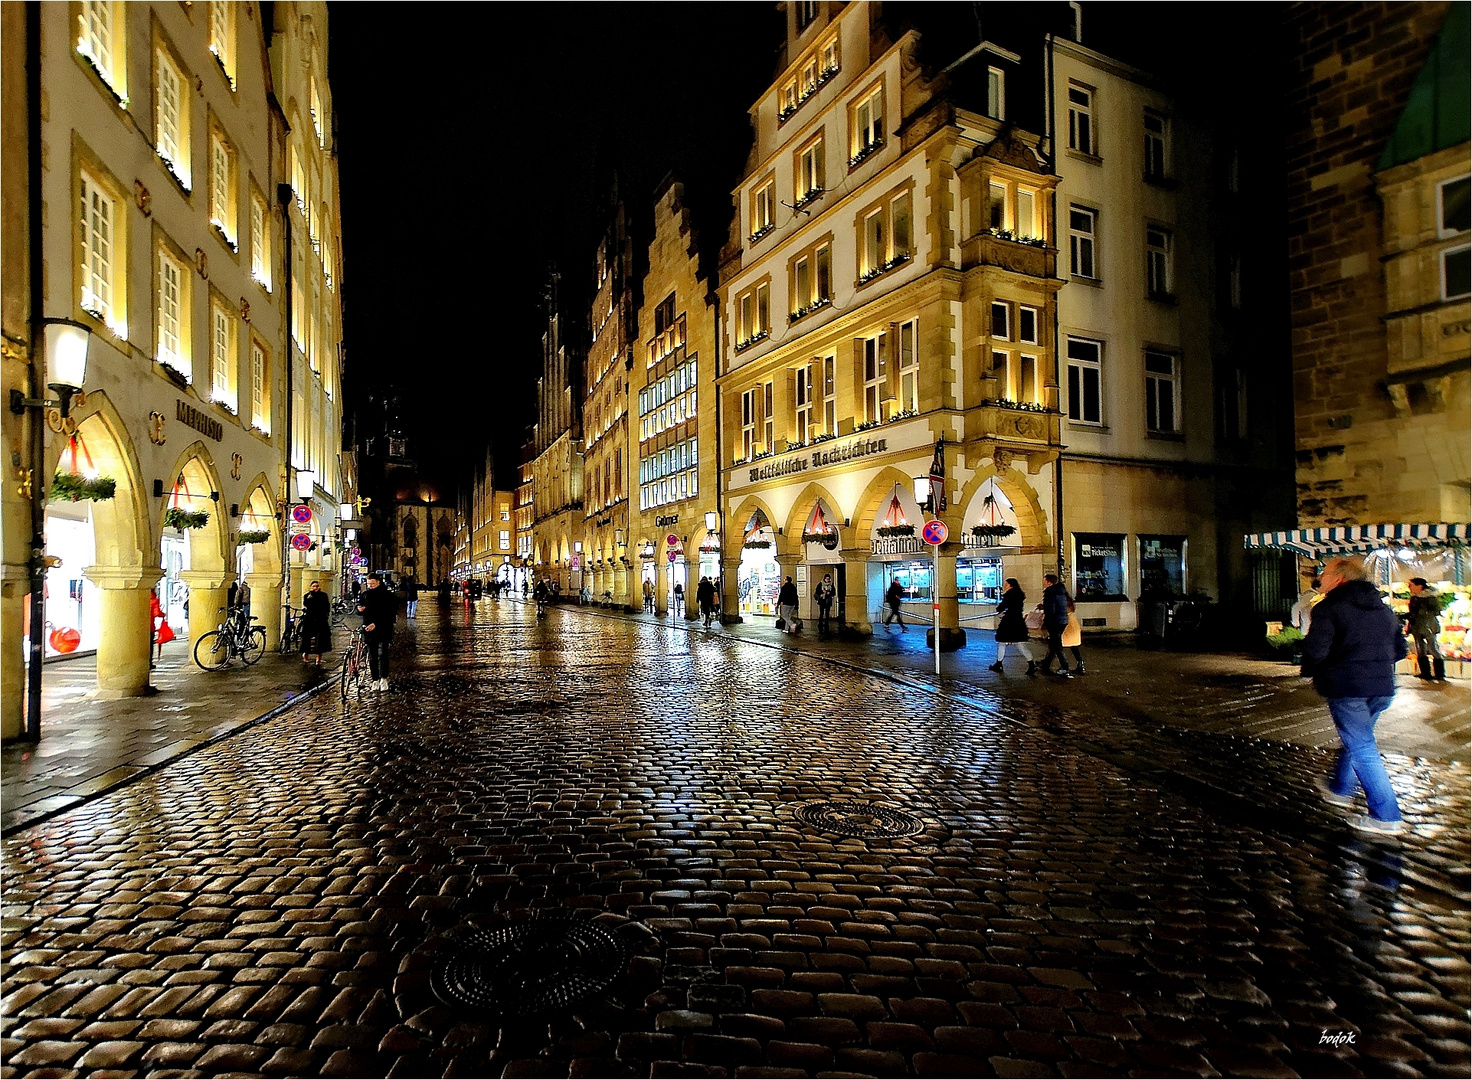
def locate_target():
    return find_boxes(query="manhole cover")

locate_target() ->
[430,914,628,1014]
[794,801,926,839]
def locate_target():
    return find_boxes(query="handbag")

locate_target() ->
[1023,608,1045,632]
[775,617,786,630]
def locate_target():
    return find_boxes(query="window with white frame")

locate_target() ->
[1015,187,1039,239]
[500,530,510,548]
[752,177,775,238]
[1144,110,1168,180]
[741,388,757,460]
[250,340,268,430]
[210,300,235,409]
[797,136,825,203]
[156,249,187,370]
[820,34,839,75]
[79,171,125,338]
[986,67,1005,120]
[1018,305,1038,344]
[1144,351,1180,433]
[1069,205,1097,279]
[1067,83,1093,155]
[990,301,1010,341]
[762,380,774,449]
[989,182,1009,232]
[210,131,235,244]
[990,349,1009,399]
[78,0,125,99]
[209,0,236,88]
[251,195,271,289]
[794,364,814,443]
[897,318,918,414]
[1066,337,1103,424]
[1146,225,1172,296]
[862,333,887,423]
[791,242,832,317]
[1440,175,1469,300]
[291,273,304,348]
[852,84,883,162]
[736,282,770,345]
[155,48,189,187]
[822,354,837,433]
[860,189,912,280]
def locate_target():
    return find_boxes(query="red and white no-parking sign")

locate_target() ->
[921,519,948,546]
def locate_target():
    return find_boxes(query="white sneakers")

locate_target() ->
[369,678,389,693]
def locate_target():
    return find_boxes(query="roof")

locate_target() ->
[1378,4,1471,171]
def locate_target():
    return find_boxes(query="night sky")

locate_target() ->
[327,3,1272,493]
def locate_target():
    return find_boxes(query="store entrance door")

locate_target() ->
[667,555,687,617]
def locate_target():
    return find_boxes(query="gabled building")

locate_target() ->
[528,277,586,594]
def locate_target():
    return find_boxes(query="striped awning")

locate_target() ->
[1244,522,1471,559]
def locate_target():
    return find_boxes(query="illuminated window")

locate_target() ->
[762,381,774,450]
[78,170,126,338]
[291,146,306,213]
[208,1,236,88]
[862,333,888,423]
[797,136,825,203]
[1015,188,1038,239]
[1068,83,1094,155]
[790,241,831,317]
[740,388,756,461]
[822,355,837,433]
[251,195,271,289]
[751,177,776,239]
[1145,351,1181,433]
[310,79,326,147]
[986,67,1005,120]
[156,248,189,370]
[859,189,911,280]
[251,341,269,431]
[210,130,236,245]
[897,319,918,414]
[795,364,814,443]
[78,1,126,100]
[851,84,883,162]
[736,282,770,346]
[796,0,817,31]
[210,300,236,410]
[820,34,839,74]
[154,48,189,187]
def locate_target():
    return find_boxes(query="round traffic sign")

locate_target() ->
[667,551,677,562]
[291,504,313,525]
[290,532,313,551]
[921,519,948,546]
[666,534,679,546]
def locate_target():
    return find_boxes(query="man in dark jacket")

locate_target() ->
[1039,573,1072,676]
[356,573,398,693]
[697,576,718,627]
[1406,578,1446,682]
[1302,557,1408,836]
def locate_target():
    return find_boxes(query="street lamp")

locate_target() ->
[295,469,316,502]
[339,502,352,520]
[15,318,93,742]
[913,476,930,515]
[705,510,719,534]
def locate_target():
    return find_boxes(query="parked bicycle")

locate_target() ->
[278,605,305,655]
[331,595,355,628]
[194,606,267,670]
[340,625,368,702]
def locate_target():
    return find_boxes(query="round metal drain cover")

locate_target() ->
[430,914,628,1015]
[794,801,926,839]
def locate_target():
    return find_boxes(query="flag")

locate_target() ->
[927,439,946,513]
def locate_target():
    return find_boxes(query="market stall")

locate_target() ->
[1245,522,1470,678]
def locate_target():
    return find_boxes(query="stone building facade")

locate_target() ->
[1285,1,1469,528]
[528,287,585,594]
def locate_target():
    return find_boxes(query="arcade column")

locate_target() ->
[83,566,163,698]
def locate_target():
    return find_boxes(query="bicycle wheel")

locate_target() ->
[341,644,359,702]
[194,630,231,671]
[242,628,267,665]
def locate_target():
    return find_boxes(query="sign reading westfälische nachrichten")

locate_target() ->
[176,399,223,442]
[748,437,887,483]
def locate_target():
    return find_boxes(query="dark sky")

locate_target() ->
[329,3,784,490]
[328,3,1274,493]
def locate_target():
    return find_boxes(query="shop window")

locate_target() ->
[1075,533,1126,601]
[1140,535,1187,597]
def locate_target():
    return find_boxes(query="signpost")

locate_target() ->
[921,519,948,675]
[290,533,312,552]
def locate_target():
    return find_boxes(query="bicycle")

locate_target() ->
[340,626,368,702]
[194,607,267,670]
[331,596,355,628]
[278,605,305,654]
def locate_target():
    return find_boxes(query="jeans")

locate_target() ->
[367,635,392,681]
[817,603,832,629]
[1326,696,1401,822]
[884,603,905,628]
[1042,627,1069,670]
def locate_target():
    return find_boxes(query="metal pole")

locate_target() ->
[24,0,45,741]
[933,541,941,676]
[277,183,293,637]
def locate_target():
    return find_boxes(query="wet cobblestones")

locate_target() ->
[3,606,1469,1078]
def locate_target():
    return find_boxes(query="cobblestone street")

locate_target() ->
[3,600,1469,1079]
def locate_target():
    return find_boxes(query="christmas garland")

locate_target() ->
[51,472,116,502]
[239,529,270,544]
[876,524,915,537]
[971,524,1017,539]
[164,507,210,530]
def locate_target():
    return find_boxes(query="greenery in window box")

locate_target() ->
[857,252,911,286]
[985,227,1050,249]
[801,530,837,544]
[50,472,116,502]
[743,539,772,550]
[793,187,825,211]
[164,507,210,530]
[988,398,1052,413]
[239,529,270,544]
[887,409,918,423]
[788,296,833,323]
[734,329,770,352]
[748,223,775,244]
[971,524,1017,540]
[158,360,190,388]
[157,152,190,192]
[876,524,915,537]
[854,418,884,432]
[849,140,883,168]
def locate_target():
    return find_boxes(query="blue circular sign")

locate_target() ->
[921,520,948,546]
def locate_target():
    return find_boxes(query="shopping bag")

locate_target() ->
[775,617,786,630]
[156,620,176,644]
[1023,609,1045,632]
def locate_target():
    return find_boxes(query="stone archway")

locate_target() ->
[238,476,284,648]
[35,392,156,701]
[954,463,1051,553]
[162,443,231,660]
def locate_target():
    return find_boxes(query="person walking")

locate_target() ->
[813,573,836,633]
[1406,578,1446,682]
[697,576,718,627]
[1039,572,1072,676]
[642,577,655,613]
[1291,578,1321,639]
[988,578,1035,674]
[1302,556,1409,836]
[405,578,420,619]
[149,587,175,666]
[882,578,907,631]
[1062,595,1085,675]
[777,576,800,634]
[357,572,398,692]
[300,579,332,667]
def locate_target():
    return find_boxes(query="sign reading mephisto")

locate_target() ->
[176,400,223,442]
[748,437,888,483]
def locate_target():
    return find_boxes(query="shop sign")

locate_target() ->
[656,513,679,527]
[871,535,926,557]
[747,437,889,483]
[176,400,223,442]
[1080,542,1118,558]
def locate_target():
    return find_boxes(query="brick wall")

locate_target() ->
[1284,2,1452,522]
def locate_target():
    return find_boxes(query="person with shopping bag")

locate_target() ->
[150,588,175,666]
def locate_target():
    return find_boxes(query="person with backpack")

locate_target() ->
[777,577,800,634]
